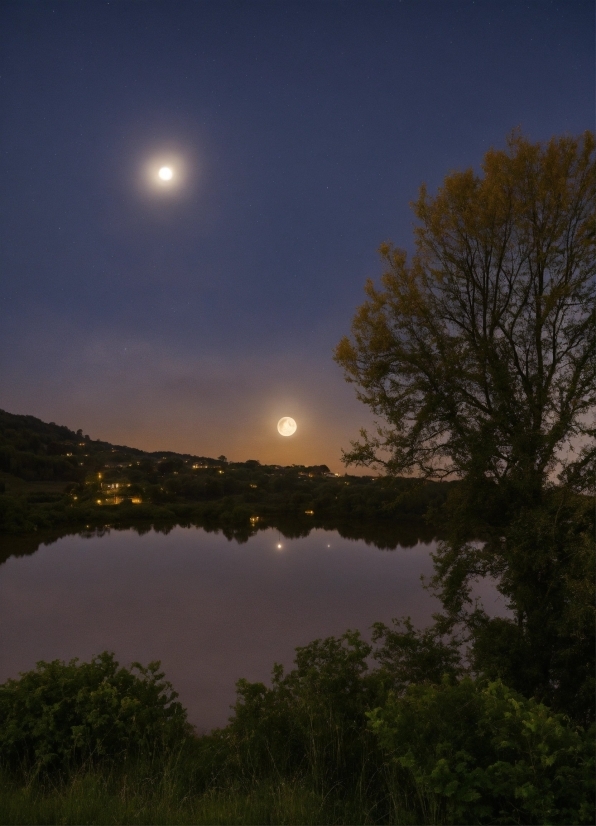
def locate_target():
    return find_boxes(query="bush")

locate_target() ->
[372,616,463,694]
[1,642,593,824]
[227,631,383,789]
[368,677,595,825]
[0,653,191,775]
[0,495,36,533]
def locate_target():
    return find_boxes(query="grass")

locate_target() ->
[0,769,386,825]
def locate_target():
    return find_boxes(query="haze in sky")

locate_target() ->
[0,0,593,470]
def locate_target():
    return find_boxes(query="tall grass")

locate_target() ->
[0,766,390,825]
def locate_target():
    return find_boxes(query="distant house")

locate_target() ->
[97,493,142,506]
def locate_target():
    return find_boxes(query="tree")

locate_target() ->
[335,131,596,720]
[335,131,595,502]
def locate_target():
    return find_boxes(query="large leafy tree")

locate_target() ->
[336,131,595,498]
[335,132,596,720]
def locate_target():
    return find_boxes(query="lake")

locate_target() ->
[0,524,507,731]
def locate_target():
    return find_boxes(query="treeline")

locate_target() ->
[0,448,82,483]
[0,409,102,482]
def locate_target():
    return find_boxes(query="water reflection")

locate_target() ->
[0,516,439,568]
[0,522,504,732]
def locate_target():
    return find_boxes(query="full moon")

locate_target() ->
[158,166,173,181]
[277,417,297,437]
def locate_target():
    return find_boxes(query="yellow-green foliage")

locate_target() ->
[369,678,595,825]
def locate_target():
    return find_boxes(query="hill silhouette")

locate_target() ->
[0,408,452,538]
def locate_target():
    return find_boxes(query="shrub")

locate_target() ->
[368,677,595,825]
[0,653,191,775]
[372,616,463,693]
[227,631,383,788]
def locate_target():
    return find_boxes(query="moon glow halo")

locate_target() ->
[158,166,173,181]
[277,417,297,437]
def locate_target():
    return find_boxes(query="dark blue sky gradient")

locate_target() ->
[0,0,593,468]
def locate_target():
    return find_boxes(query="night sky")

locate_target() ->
[1,0,593,471]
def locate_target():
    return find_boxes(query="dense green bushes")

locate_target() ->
[226,631,382,788]
[225,631,594,824]
[370,678,594,825]
[0,653,190,776]
[1,639,593,824]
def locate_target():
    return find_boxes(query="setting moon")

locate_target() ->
[158,166,173,181]
[277,417,297,436]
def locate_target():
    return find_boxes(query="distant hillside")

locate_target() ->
[0,408,219,482]
[0,408,454,535]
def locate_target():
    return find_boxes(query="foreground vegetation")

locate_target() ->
[1,637,593,826]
